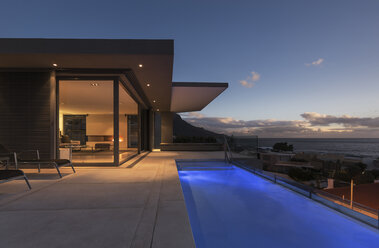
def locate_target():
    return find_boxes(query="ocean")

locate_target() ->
[258,138,379,159]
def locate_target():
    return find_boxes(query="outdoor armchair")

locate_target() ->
[0,155,31,189]
[0,144,75,178]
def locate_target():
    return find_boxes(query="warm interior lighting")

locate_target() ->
[59,80,139,164]
[112,137,123,142]
[157,109,160,111]
[53,63,58,67]
[146,83,150,87]
[138,64,143,68]
[153,100,156,103]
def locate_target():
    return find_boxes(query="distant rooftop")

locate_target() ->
[324,183,379,210]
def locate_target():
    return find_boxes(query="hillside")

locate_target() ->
[173,113,221,138]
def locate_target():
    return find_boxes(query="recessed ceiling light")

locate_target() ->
[153,100,156,103]
[53,63,58,67]
[91,83,99,86]
[146,83,150,87]
[138,64,143,68]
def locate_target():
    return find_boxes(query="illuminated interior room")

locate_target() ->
[59,80,139,164]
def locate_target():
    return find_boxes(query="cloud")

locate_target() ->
[182,112,379,138]
[305,58,324,66]
[183,114,310,137]
[240,80,253,88]
[251,71,260,81]
[240,71,260,88]
[301,112,379,128]
[180,112,204,118]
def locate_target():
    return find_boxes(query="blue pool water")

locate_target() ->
[177,161,379,248]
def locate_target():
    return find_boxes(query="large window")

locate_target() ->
[59,80,114,164]
[58,79,141,165]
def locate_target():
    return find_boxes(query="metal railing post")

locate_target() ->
[350,179,354,209]
[37,150,41,173]
[13,152,18,170]
[224,142,228,163]
[223,135,233,164]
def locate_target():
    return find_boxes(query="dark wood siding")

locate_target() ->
[0,71,53,159]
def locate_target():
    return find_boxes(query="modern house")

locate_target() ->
[0,38,228,166]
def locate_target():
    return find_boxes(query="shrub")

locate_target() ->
[273,142,293,152]
[353,171,375,184]
[369,169,379,179]
[355,162,367,171]
[335,164,363,181]
[334,171,351,182]
[288,167,314,181]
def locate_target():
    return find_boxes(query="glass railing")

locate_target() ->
[224,135,379,229]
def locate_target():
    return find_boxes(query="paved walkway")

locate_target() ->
[0,151,224,248]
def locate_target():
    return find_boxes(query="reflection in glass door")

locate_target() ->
[119,82,139,163]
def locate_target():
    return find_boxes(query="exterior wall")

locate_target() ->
[160,111,173,143]
[0,71,55,159]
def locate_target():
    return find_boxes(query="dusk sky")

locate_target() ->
[1,0,379,137]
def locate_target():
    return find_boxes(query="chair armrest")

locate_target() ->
[0,152,18,168]
[0,155,10,167]
[0,152,13,157]
[0,152,14,161]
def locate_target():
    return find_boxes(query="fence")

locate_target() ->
[224,135,379,229]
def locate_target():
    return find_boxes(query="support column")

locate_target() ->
[149,109,154,151]
[138,104,142,153]
[154,112,161,149]
[113,80,119,165]
[49,70,57,159]
[160,111,173,143]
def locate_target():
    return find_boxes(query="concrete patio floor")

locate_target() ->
[0,151,224,248]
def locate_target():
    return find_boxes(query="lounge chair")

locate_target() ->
[0,145,75,178]
[0,157,31,189]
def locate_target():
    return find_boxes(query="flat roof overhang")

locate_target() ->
[170,82,228,112]
[0,38,174,111]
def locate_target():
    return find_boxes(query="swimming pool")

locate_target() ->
[177,161,379,248]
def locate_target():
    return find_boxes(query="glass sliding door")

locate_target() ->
[59,80,114,164]
[118,82,139,163]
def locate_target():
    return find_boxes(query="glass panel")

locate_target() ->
[59,80,114,164]
[119,82,139,163]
